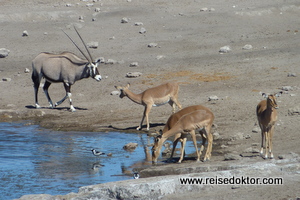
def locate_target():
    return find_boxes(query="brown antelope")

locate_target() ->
[115,82,182,130]
[152,106,214,164]
[31,27,102,112]
[256,92,282,159]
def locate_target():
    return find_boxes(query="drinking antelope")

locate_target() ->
[115,82,182,130]
[256,92,282,159]
[31,27,102,112]
[152,106,214,164]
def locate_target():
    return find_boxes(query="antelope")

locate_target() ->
[152,106,214,164]
[115,82,182,130]
[31,27,102,112]
[256,92,282,159]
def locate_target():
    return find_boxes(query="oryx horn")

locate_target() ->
[62,29,92,63]
[73,26,94,63]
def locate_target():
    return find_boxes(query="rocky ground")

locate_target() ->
[0,0,300,199]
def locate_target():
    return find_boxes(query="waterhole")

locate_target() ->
[0,122,196,199]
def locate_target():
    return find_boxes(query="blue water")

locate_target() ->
[0,122,154,200]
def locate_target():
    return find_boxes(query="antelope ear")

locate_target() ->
[95,58,102,63]
[275,91,283,97]
[261,93,268,99]
[115,86,121,90]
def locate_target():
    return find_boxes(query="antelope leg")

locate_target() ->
[43,81,54,108]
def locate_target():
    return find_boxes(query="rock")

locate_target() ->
[0,48,10,58]
[288,106,300,115]
[110,91,120,95]
[107,153,113,157]
[287,73,297,77]
[224,153,240,161]
[121,17,129,23]
[87,41,98,49]
[22,30,29,37]
[156,55,165,60]
[134,22,143,26]
[139,27,146,34]
[123,142,138,151]
[243,147,260,153]
[126,72,142,78]
[2,78,11,81]
[242,44,253,50]
[213,132,221,140]
[219,45,231,53]
[24,68,30,73]
[129,62,139,67]
[252,126,260,133]
[95,7,101,12]
[200,7,208,12]
[148,43,157,47]
[105,59,116,64]
[231,132,244,140]
[281,86,293,91]
[208,95,218,101]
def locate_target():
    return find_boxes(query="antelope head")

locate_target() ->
[151,130,163,164]
[115,84,130,98]
[88,58,102,81]
[63,26,102,81]
[262,91,282,110]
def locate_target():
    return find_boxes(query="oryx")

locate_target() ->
[31,27,102,112]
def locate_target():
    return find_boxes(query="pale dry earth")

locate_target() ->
[0,0,300,199]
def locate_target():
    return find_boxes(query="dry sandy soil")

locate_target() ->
[0,0,300,199]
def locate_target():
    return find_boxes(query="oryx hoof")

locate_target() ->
[136,126,141,130]
[35,104,41,109]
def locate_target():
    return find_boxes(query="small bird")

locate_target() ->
[133,172,139,179]
[91,149,105,157]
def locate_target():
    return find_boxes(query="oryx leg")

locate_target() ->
[43,81,54,108]
[55,83,76,112]
[32,74,42,108]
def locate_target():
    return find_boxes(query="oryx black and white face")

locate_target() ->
[88,60,102,81]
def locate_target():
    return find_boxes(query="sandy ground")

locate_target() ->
[1,0,300,199]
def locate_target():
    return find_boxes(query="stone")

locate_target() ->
[287,73,297,77]
[213,132,221,140]
[281,86,293,91]
[110,91,120,95]
[121,17,129,23]
[139,27,146,34]
[129,62,139,67]
[2,78,11,81]
[242,44,253,50]
[224,153,240,161]
[123,142,138,151]
[135,22,143,26]
[126,72,142,78]
[148,43,157,47]
[252,126,260,133]
[208,95,218,101]
[288,106,300,115]
[0,48,10,58]
[219,45,231,53]
[24,68,30,73]
[87,41,98,49]
[95,7,101,12]
[105,59,116,64]
[22,30,29,37]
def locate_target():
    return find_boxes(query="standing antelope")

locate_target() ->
[31,27,102,112]
[256,92,282,159]
[115,82,182,130]
[158,105,214,163]
[152,106,214,164]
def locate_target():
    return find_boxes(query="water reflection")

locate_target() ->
[0,122,196,200]
[0,122,152,199]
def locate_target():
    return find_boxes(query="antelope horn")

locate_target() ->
[62,29,91,63]
[73,26,94,63]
